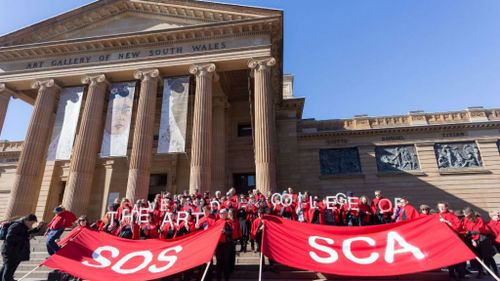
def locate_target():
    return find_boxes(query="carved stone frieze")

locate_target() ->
[319,148,361,175]
[434,142,482,169]
[376,145,419,172]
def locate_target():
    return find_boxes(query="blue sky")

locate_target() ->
[1,0,499,140]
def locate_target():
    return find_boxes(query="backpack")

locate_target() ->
[0,222,12,240]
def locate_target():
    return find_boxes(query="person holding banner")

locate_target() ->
[395,197,419,222]
[371,190,392,224]
[463,207,498,278]
[487,210,500,252]
[45,206,76,255]
[216,209,234,281]
[1,214,42,281]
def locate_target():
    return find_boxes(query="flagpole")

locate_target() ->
[474,257,500,281]
[258,221,265,281]
[18,264,42,281]
[200,261,211,281]
[258,250,264,281]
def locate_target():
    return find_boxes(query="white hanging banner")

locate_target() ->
[100,82,136,157]
[158,76,190,153]
[47,87,84,161]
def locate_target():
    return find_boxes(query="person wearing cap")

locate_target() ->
[419,204,431,217]
[1,214,43,281]
[45,206,77,255]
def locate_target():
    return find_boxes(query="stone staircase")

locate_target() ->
[3,236,498,281]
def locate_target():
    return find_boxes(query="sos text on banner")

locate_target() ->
[43,221,224,281]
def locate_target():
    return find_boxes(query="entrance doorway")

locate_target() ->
[148,174,167,201]
[233,173,256,195]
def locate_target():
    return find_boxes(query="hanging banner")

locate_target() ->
[47,87,84,160]
[157,76,189,153]
[262,215,476,277]
[43,221,224,281]
[101,82,136,157]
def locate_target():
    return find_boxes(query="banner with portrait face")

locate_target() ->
[100,82,136,157]
[47,87,84,161]
[157,77,189,153]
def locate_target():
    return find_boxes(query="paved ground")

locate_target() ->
[18,255,500,281]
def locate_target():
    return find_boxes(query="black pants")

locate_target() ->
[216,243,232,281]
[0,256,21,281]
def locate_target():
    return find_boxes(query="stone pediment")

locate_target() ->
[0,0,280,47]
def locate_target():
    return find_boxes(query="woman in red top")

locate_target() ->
[487,210,500,252]
[57,215,91,248]
[463,207,498,277]
[358,196,372,225]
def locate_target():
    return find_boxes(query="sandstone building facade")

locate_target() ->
[0,0,498,222]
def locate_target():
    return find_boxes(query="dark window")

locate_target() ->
[434,142,482,169]
[233,173,256,195]
[149,174,168,202]
[238,123,252,137]
[319,148,362,175]
[376,145,419,172]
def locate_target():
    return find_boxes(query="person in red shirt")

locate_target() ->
[45,206,77,255]
[436,203,465,280]
[371,190,392,224]
[358,196,372,225]
[57,215,91,248]
[487,210,500,252]
[308,197,325,224]
[437,202,460,231]
[250,209,264,251]
[463,207,498,278]
[419,204,431,217]
[395,198,419,222]
[216,209,233,281]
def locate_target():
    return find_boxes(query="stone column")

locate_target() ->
[212,90,228,191]
[62,74,109,216]
[189,63,218,194]
[0,84,14,136]
[5,79,60,219]
[125,69,160,202]
[249,57,277,195]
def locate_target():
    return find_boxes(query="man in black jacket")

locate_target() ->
[0,214,42,281]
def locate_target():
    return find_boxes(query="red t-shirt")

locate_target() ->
[48,210,77,230]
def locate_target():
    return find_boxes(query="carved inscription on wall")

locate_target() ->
[319,148,361,175]
[376,145,419,172]
[434,142,482,169]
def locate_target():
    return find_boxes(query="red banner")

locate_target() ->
[262,215,476,276]
[43,221,224,281]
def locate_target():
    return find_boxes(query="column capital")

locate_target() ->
[31,79,61,91]
[189,63,219,81]
[134,69,160,81]
[0,83,16,97]
[248,57,276,72]
[81,74,110,88]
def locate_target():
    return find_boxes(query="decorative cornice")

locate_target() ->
[0,0,279,48]
[134,68,160,81]
[81,74,110,89]
[31,79,61,91]
[297,121,500,140]
[248,57,276,72]
[189,63,219,81]
[0,83,15,97]
[0,18,278,61]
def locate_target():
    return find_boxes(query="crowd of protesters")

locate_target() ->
[1,187,499,281]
